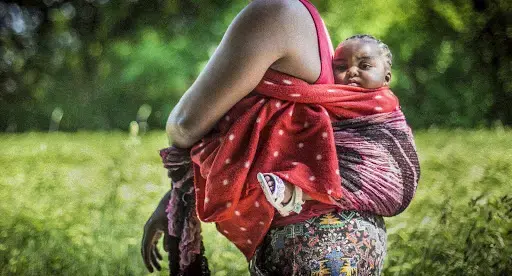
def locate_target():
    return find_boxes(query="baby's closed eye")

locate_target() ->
[360,62,372,70]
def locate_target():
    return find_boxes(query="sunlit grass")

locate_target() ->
[0,129,510,275]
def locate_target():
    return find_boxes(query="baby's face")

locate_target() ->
[333,40,390,89]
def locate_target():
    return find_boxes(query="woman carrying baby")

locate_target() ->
[141,1,419,275]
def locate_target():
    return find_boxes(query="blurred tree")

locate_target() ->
[0,0,243,131]
[382,0,511,128]
[0,0,510,131]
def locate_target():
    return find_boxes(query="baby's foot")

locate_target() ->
[263,175,293,204]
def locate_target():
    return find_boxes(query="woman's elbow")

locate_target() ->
[165,120,195,149]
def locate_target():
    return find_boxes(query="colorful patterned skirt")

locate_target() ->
[249,210,387,276]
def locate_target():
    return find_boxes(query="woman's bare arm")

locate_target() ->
[167,0,293,148]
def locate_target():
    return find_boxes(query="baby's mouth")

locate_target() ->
[345,79,360,87]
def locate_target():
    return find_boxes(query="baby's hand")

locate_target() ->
[262,175,313,202]
[263,174,292,204]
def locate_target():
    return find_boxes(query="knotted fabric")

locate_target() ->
[160,70,420,274]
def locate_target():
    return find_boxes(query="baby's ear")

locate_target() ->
[384,71,392,86]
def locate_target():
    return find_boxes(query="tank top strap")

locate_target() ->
[298,0,334,84]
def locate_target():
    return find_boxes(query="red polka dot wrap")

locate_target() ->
[189,70,399,258]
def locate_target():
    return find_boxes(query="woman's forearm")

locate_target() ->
[152,189,172,223]
[157,189,172,209]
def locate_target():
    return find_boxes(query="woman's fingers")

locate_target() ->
[163,231,170,252]
[152,231,163,260]
[141,227,155,273]
[141,191,171,273]
[150,247,162,271]
[154,243,163,260]
[142,225,164,273]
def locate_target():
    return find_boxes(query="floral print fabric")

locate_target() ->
[249,210,387,276]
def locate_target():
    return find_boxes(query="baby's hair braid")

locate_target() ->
[344,34,393,67]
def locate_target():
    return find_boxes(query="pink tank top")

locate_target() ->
[269,0,339,227]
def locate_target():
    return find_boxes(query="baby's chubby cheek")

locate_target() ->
[333,72,344,84]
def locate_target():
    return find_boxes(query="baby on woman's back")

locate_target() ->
[333,34,393,89]
[258,35,420,218]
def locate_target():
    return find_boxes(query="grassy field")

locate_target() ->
[0,129,510,275]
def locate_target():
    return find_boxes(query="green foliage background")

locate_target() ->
[1,0,511,275]
[1,130,511,275]
[1,0,510,131]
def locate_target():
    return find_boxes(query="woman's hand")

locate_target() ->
[141,191,171,273]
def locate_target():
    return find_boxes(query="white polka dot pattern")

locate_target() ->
[182,73,402,259]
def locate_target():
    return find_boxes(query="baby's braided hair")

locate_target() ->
[344,34,393,68]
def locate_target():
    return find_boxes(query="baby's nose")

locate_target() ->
[347,66,358,77]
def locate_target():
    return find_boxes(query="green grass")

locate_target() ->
[0,129,510,275]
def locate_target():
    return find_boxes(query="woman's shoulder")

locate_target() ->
[228,0,316,55]
[244,0,312,25]
[248,0,304,11]
[241,0,318,49]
